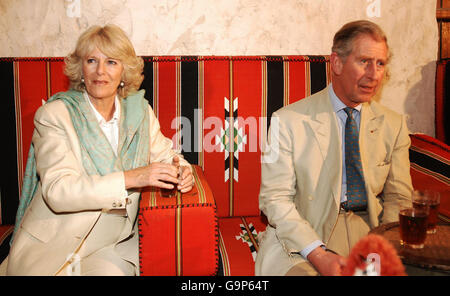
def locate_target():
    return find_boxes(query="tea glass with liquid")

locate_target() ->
[399,203,429,249]
[412,189,440,234]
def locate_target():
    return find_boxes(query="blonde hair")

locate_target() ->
[64,24,144,98]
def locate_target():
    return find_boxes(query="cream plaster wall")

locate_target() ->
[0,0,439,136]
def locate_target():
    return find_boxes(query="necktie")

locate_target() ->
[343,107,367,211]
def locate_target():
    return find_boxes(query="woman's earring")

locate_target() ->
[81,77,85,84]
[119,81,125,88]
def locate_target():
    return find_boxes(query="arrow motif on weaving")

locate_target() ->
[215,97,247,182]
[235,223,259,262]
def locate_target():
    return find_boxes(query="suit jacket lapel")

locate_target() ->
[306,87,342,209]
[308,88,335,159]
[360,102,385,173]
[308,112,330,160]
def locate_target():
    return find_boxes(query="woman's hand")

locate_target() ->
[177,165,194,193]
[124,162,179,190]
[172,156,194,193]
[124,156,194,192]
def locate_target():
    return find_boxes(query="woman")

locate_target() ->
[0,24,194,275]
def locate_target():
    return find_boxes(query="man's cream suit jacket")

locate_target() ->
[4,99,189,275]
[256,86,412,274]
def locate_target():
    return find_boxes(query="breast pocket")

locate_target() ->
[370,161,391,194]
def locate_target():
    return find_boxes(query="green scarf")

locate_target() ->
[10,89,150,245]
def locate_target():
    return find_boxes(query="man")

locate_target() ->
[255,20,412,276]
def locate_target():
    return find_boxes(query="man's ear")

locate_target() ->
[330,52,343,75]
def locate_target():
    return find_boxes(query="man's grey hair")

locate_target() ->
[332,20,390,62]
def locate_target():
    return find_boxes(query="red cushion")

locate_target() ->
[409,134,450,219]
[138,165,218,275]
[218,215,267,275]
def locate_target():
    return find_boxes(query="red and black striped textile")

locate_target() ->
[217,216,268,276]
[409,133,450,219]
[0,58,69,226]
[142,55,330,218]
[0,56,331,225]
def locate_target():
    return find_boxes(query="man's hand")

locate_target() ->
[307,246,347,276]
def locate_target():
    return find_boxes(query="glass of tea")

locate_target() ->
[399,203,429,249]
[412,190,441,234]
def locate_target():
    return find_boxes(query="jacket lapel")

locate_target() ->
[306,88,342,209]
[308,113,330,160]
[360,102,385,172]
